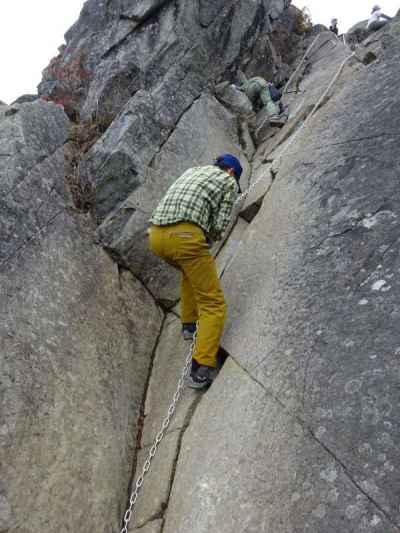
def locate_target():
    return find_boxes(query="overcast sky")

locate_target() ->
[0,1,398,104]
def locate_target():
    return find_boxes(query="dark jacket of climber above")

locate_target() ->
[148,154,243,389]
[329,18,339,35]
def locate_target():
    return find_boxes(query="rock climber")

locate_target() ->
[239,76,282,118]
[367,5,392,31]
[148,154,243,389]
[329,18,339,35]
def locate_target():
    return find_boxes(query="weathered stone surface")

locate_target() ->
[149,20,400,533]
[39,0,290,120]
[283,31,350,116]
[131,431,180,529]
[240,163,273,222]
[257,33,353,169]
[0,100,69,204]
[97,94,249,303]
[142,315,199,447]
[8,4,400,533]
[11,94,38,105]
[216,218,249,276]
[164,358,397,533]
[0,100,163,532]
[254,107,282,144]
[219,29,400,527]
[354,17,400,63]
[133,520,163,533]
[0,103,70,266]
[238,118,256,160]
[347,20,370,46]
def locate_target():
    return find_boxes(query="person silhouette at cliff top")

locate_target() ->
[329,18,339,35]
[148,154,242,389]
[367,5,392,31]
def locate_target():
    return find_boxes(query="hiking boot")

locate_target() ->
[187,365,216,390]
[182,322,197,341]
[268,114,287,125]
[191,358,200,377]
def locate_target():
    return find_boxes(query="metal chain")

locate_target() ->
[120,326,198,533]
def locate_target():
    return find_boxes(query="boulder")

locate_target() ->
[347,20,370,45]
[0,100,163,532]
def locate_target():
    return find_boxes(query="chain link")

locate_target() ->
[120,326,198,533]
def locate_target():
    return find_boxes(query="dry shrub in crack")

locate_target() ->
[296,7,313,34]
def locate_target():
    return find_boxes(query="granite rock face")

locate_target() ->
[164,360,398,533]
[0,100,163,532]
[160,20,400,533]
[39,0,292,121]
[5,5,400,533]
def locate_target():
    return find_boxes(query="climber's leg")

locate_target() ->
[181,251,226,368]
[180,272,198,340]
[170,225,226,369]
[180,271,198,324]
[368,20,387,31]
[149,222,226,368]
[260,87,280,116]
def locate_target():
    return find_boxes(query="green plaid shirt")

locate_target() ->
[150,165,238,241]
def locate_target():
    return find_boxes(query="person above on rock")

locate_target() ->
[239,76,281,118]
[148,154,242,390]
[329,18,339,35]
[367,5,392,31]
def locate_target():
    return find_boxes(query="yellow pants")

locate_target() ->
[148,222,226,368]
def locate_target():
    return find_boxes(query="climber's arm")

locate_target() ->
[210,181,237,241]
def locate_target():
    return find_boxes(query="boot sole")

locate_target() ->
[187,377,212,390]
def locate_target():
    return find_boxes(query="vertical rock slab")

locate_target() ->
[163,359,397,533]
[0,101,163,532]
[142,315,199,446]
[220,31,400,527]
